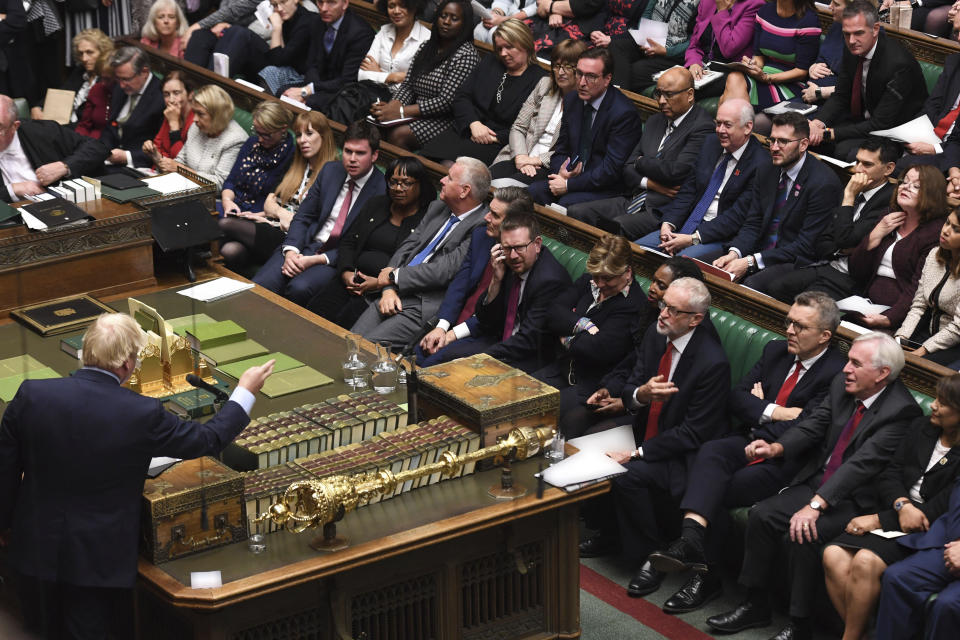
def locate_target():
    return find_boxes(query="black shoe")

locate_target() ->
[706,601,772,634]
[648,537,707,573]
[626,560,663,597]
[662,572,722,614]
[767,623,811,640]
[578,535,618,558]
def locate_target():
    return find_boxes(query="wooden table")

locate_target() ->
[0,198,155,316]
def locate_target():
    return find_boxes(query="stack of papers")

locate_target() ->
[541,425,635,491]
[837,295,890,316]
[143,172,202,195]
[177,277,254,302]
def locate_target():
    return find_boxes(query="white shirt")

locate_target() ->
[829,182,887,275]
[357,22,431,90]
[760,347,830,423]
[630,327,696,407]
[702,139,749,223]
[529,100,564,159]
[0,132,39,201]
[877,232,902,280]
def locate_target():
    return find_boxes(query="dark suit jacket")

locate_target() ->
[299,9,375,110]
[432,225,495,334]
[818,31,928,142]
[284,161,386,266]
[729,341,847,442]
[620,318,731,494]
[0,369,250,588]
[814,182,894,262]
[541,273,648,391]
[659,135,769,244]
[726,153,842,266]
[922,53,960,171]
[628,104,715,215]
[475,247,572,373]
[550,87,642,197]
[2,120,110,203]
[336,194,427,275]
[101,73,165,168]
[900,478,960,550]
[875,416,960,531]
[778,374,921,511]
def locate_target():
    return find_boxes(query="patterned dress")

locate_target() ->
[747,3,821,108]
[603,0,646,36]
[393,41,480,147]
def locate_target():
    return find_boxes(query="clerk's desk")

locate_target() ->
[0,198,155,317]
[0,277,603,640]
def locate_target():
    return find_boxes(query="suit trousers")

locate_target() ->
[635,230,726,261]
[566,196,660,239]
[765,263,859,304]
[350,296,428,348]
[554,385,626,438]
[15,572,134,640]
[613,458,687,563]
[738,481,858,617]
[527,181,620,208]
[877,547,960,640]
[742,263,800,296]
[252,249,338,306]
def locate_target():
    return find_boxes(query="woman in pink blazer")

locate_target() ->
[685,0,766,99]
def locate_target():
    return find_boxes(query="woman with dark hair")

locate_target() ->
[369,0,479,150]
[359,0,431,95]
[307,157,434,328]
[849,165,950,330]
[894,210,960,366]
[489,37,587,185]
[822,373,960,640]
[420,18,545,166]
[219,111,338,272]
[143,71,194,164]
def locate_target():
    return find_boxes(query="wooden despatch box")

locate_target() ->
[417,353,559,448]
[141,456,246,564]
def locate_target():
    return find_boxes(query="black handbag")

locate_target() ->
[326,81,392,126]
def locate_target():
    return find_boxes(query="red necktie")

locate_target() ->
[501,276,522,341]
[935,103,960,140]
[822,401,866,484]
[851,57,864,118]
[774,361,803,407]
[644,341,673,442]
[326,179,355,248]
[457,262,494,324]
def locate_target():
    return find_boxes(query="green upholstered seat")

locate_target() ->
[233,107,254,134]
[920,61,943,95]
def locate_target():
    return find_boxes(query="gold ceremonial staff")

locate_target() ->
[254,425,555,550]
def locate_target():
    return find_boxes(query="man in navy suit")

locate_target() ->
[528,47,641,208]
[416,209,572,373]
[0,313,274,639]
[279,0,374,110]
[646,293,846,614]
[580,278,731,597]
[766,137,899,303]
[877,479,960,640]
[713,112,842,294]
[635,98,768,260]
[707,332,920,640]
[417,186,532,364]
[254,120,386,305]
[101,47,164,170]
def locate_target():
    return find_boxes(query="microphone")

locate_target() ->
[186,373,229,404]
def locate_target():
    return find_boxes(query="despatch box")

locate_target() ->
[141,456,247,564]
[417,354,559,454]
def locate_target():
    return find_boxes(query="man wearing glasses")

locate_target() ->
[102,47,164,169]
[566,65,713,239]
[712,111,842,294]
[579,278,730,599]
[643,292,845,614]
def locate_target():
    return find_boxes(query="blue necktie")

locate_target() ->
[324,26,337,53]
[680,153,732,235]
[764,172,789,250]
[409,213,458,266]
[579,103,594,166]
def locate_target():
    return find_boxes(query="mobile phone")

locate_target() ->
[568,154,581,168]
[353,270,364,284]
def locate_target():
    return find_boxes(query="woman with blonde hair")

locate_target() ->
[219,111,337,271]
[157,85,247,189]
[58,29,115,138]
[140,0,188,58]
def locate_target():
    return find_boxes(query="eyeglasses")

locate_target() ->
[591,270,629,284]
[501,240,534,254]
[768,137,804,148]
[389,178,417,189]
[554,63,576,74]
[114,72,140,84]
[574,70,604,83]
[658,301,698,317]
[783,319,822,333]
[653,87,692,100]
[254,127,284,139]
[899,181,921,192]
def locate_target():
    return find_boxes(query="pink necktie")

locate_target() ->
[822,402,866,484]
[501,277,522,341]
[326,179,355,248]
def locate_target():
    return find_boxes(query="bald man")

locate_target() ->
[567,66,714,239]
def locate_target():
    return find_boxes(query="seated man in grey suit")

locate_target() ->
[350,157,490,349]
[567,66,714,239]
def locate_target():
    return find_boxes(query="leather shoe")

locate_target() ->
[662,572,722,614]
[626,560,663,597]
[578,535,618,558]
[648,537,707,573]
[767,623,811,640]
[706,600,772,633]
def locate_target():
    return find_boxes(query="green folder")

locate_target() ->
[0,367,60,402]
[0,200,20,223]
[0,355,49,378]
[216,352,304,380]
[260,366,333,398]
[101,185,161,203]
[200,339,269,367]
[185,320,246,350]
[168,314,217,332]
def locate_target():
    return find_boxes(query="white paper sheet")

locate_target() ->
[177,277,254,302]
[568,424,637,454]
[869,528,907,539]
[840,320,871,335]
[542,450,627,489]
[255,0,273,28]
[143,172,201,195]
[190,571,223,588]
[629,19,669,47]
[837,295,890,316]
[871,115,941,145]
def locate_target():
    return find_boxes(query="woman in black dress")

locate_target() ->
[307,157,434,329]
[420,18,545,166]
[822,373,960,640]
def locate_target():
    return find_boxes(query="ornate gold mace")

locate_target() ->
[254,425,554,550]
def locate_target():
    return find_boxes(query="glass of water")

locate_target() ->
[371,341,398,394]
[544,433,565,465]
[342,333,368,389]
